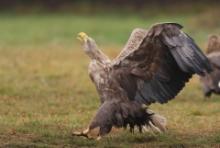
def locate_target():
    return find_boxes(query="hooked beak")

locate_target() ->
[77,32,89,43]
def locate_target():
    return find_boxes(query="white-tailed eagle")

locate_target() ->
[73,23,212,140]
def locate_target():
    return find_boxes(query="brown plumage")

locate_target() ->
[73,23,212,140]
[200,35,220,97]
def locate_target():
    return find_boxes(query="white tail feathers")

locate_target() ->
[146,109,167,133]
[150,113,167,132]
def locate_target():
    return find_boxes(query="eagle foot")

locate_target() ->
[72,128,92,139]
[72,128,102,140]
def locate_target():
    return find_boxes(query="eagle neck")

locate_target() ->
[87,48,111,65]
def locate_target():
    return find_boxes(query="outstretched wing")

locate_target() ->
[112,23,212,104]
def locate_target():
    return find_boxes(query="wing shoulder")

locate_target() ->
[113,28,148,64]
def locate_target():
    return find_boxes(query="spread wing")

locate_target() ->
[112,23,212,104]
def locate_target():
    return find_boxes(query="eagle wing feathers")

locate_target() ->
[112,23,212,104]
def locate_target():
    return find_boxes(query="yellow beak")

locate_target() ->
[77,32,89,43]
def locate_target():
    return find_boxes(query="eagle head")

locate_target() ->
[77,32,98,55]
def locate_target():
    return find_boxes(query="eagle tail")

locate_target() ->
[146,109,167,132]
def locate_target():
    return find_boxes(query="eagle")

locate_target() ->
[72,23,212,140]
[200,35,220,97]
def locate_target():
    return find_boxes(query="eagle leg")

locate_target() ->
[98,125,112,137]
[72,124,113,140]
[72,127,102,140]
[73,101,117,140]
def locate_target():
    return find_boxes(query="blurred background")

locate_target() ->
[0,0,219,147]
[0,0,219,46]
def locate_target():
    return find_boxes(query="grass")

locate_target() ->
[0,9,219,147]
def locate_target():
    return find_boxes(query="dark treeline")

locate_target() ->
[0,0,219,12]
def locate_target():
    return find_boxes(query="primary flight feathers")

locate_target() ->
[112,23,212,104]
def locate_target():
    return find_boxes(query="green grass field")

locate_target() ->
[0,10,220,147]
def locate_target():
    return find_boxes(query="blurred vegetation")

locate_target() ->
[0,5,219,48]
[0,0,219,14]
[0,1,219,147]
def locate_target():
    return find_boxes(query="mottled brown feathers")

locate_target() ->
[115,28,147,60]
